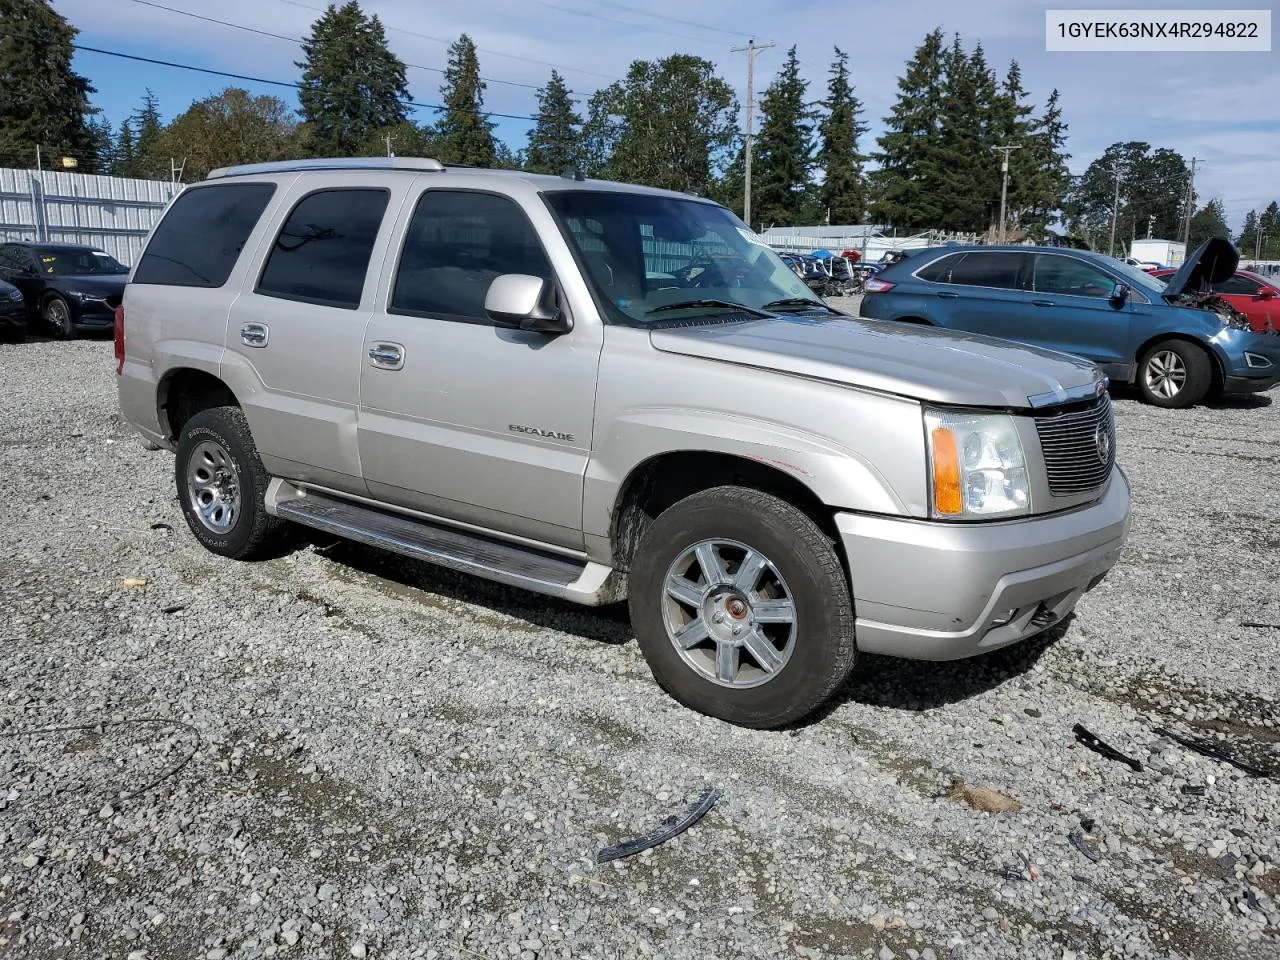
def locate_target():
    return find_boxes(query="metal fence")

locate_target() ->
[760,227,983,262]
[0,167,180,266]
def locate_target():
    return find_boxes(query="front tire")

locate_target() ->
[1137,339,1212,408]
[44,295,75,339]
[628,487,857,728]
[175,406,289,560]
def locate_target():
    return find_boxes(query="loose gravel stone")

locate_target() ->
[0,332,1276,960]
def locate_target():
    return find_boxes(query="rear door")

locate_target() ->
[222,175,404,494]
[1027,253,1132,367]
[920,251,1031,339]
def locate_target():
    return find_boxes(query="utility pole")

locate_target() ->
[991,144,1021,243]
[1107,165,1124,257]
[1181,157,1199,249]
[1146,214,1154,239]
[731,38,774,231]
[385,134,396,158]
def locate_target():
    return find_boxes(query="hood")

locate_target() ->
[649,315,1104,409]
[1160,237,1238,298]
[58,274,127,295]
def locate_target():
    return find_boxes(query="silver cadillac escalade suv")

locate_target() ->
[116,157,1131,728]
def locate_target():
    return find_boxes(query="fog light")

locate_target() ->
[1244,352,1273,369]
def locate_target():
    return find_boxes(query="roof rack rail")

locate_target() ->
[206,156,446,180]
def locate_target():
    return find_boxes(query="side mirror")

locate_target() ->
[1109,282,1130,303]
[484,274,571,334]
[22,264,37,276]
[1258,288,1275,300]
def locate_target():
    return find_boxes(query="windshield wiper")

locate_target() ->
[762,297,841,314]
[645,299,773,319]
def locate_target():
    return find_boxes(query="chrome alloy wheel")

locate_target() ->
[186,439,241,534]
[1144,349,1187,399]
[661,539,797,688]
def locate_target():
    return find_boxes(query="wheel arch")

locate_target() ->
[1134,333,1224,392]
[609,450,840,574]
[158,367,241,440]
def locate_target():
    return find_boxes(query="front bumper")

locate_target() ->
[837,468,1131,660]
[1223,373,1280,394]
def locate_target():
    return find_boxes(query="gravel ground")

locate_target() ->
[1,328,1278,960]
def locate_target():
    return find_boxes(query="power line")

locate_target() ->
[69,44,541,121]
[518,0,733,46]
[271,0,621,81]
[577,0,764,41]
[126,0,547,93]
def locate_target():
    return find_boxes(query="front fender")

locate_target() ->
[582,401,926,541]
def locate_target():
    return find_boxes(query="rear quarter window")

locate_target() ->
[132,183,276,288]
[915,253,965,283]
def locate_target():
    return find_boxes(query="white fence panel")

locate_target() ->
[0,168,180,266]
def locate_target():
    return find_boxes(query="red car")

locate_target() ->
[1151,267,1280,334]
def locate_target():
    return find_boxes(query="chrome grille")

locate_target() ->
[1035,394,1116,496]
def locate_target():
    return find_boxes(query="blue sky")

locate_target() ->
[55,0,1280,232]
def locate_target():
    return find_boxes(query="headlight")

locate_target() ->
[924,408,1030,519]
[6,288,20,301]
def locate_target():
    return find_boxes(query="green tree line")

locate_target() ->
[0,0,1254,248]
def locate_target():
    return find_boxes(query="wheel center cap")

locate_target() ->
[726,597,748,620]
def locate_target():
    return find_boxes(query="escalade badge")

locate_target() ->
[1094,424,1111,464]
[509,424,575,442]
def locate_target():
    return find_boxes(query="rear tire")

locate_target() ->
[175,406,290,560]
[1137,339,1212,408]
[628,486,857,729]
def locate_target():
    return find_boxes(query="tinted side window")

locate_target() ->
[1033,256,1117,298]
[947,252,1025,289]
[1214,275,1260,295]
[915,252,965,283]
[133,183,275,287]
[256,188,389,309]
[391,191,552,321]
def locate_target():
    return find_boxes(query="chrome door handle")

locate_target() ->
[1031,299,1055,307]
[367,343,404,370]
[240,322,269,346]
[936,291,958,299]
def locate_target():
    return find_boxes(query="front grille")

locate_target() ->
[1035,393,1116,496]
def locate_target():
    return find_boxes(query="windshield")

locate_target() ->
[543,191,820,323]
[34,247,129,276]
[1107,258,1167,296]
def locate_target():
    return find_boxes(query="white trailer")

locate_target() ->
[1129,239,1186,268]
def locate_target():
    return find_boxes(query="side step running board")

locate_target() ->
[265,481,619,606]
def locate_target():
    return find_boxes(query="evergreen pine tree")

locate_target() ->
[1259,201,1280,258]
[297,1,409,157]
[435,34,496,167]
[816,47,867,225]
[0,0,98,168]
[1187,199,1230,247]
[1238,209,1260,255]
[1021,88,1070,236]
[86,116,114,175]
[989,61,1034,231]
[869,28,946,230]
[525,70,582,174]
[111,119,137,176]
[753,46,814,228]
[932,36,985,232]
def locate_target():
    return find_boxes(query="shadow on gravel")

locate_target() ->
[307,535,634,646]
[1109,383,1272,410]
[793,618,1071,728]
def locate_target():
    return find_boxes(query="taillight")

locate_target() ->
[864,277,896,293]
[113,304,125,375]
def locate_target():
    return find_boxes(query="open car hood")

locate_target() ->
[1160,237,1238,299]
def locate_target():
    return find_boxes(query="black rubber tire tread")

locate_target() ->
[44,295,75,339]
[1137,339,1212,409]
[174,405,289,561]
[628,486,857,729]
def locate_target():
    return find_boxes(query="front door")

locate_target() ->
[358,187,603,550]
[1026,253,1132,368]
